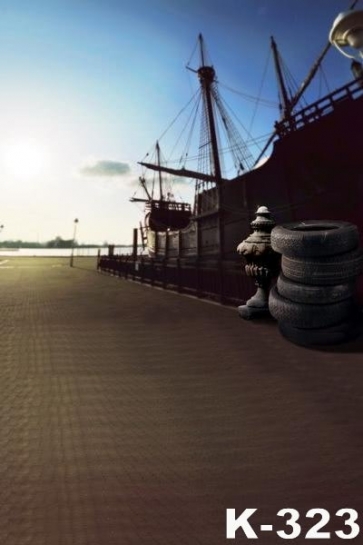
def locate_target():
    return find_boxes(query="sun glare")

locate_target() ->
[1,139,48,180]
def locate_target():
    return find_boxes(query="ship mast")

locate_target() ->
[253,37,293,164]
[197,33,222,184]
[271,36,291,119]
[132,141,165,203]
[196,33,225,257]
[139,34,226,187]
[155,141,164,200]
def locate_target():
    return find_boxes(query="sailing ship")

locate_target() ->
[127,4,363,301]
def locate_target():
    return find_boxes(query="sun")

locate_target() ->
[1,139,48,180]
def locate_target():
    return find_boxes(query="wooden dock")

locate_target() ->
[1,256,363,544]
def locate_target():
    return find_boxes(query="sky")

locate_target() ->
[0,0,359,244]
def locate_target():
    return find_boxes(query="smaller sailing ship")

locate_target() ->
[130,141,192,253]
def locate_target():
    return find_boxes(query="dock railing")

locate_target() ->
[97,254,255,306]
[276,78,363,136]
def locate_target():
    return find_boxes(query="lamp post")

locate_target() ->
[70,218,79,267]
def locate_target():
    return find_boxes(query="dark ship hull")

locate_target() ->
[148,79,363,261]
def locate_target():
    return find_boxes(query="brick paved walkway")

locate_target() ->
[1,256,363,544]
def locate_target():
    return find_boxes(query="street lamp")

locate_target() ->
[329,9,363,59]
[70,218,79,267]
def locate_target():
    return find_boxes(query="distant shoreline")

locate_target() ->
[0,247,136,257]
[0,245,135,249]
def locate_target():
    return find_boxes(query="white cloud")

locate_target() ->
[79,159,131,178]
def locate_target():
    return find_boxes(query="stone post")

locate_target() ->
[237,206,280,319]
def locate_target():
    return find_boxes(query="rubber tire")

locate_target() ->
[277,273,355,305]
[269,285,355,328]
[279,319,361,347]
[281,247,363,286]
[271,220,359,258]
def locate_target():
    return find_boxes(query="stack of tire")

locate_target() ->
[269,220,363,346]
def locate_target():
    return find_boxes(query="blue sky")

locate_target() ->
[0,0,358,244]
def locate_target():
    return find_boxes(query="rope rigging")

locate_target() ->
[138,24,348,206]
[167,91,202,167]
[139,88,201,165]
[211,84,255,172]
[248,46,274,136]
[219,83,278,109]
